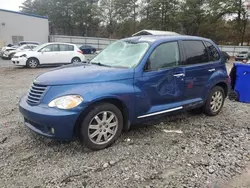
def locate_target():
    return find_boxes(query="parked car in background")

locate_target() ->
[2,44,38,59]
[19,35,230,150]
[18,41,40,46]
[1,41,39,59]
[78,45,96,54]
[0,46,18,58]
[235,51,250,61]
[12,42,86,68]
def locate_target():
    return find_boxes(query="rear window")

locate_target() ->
[59,44,74,51]
[205,41,220,61]
[182,40,209,65]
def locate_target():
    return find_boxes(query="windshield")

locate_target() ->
[90,41,149,68]
[33,43,47,51]
[240,51,248,54]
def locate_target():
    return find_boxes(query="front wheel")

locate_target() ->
[202,86,225,116]
[79,103,123,150]
[27,58,39,68]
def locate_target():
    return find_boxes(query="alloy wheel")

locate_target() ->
[88,111,118,145]
[29,59,38,68]
[210,91,223,113]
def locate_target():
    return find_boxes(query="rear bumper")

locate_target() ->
[19,95,81,140]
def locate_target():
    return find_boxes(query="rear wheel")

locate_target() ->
[71,57,81,64]
[202,86,225,116]
[79,103,123,150]
[27,58,39,68]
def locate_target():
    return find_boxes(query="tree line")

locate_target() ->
[21,0,250,45]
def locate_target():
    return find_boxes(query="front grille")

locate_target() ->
[27,83,47,104]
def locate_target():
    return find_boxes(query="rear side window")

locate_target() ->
[182,40,209,65]
[147,41,180,70]
[59,44,74,51]
[205,41,220,61]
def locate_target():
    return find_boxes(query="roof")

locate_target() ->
[124,35,211,44]
[0,8,48,19]
[132,30,180,36]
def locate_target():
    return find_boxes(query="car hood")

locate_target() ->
[34,64,134,85]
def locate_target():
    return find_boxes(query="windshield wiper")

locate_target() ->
[91,62,111,67]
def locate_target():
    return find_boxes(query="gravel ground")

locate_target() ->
[0,60,250,188]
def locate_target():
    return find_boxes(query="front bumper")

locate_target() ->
[19,95,81,140]
[12,57,27,66]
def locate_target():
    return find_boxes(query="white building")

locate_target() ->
[0,9,49,47]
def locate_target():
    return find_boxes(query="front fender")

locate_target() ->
[42,79,136,121]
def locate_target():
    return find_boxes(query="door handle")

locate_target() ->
[208,68,216,72]
[174,73,185,77]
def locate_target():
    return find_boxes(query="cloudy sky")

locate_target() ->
[0,0,25,11]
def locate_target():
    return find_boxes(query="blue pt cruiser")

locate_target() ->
[19,35,230,150]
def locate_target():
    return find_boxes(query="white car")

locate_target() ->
[12,43,86,68]
[2,44,38,59]
[0,46,18,58]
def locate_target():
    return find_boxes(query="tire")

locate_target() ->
[27,58,39,68]
[71,57,81,64]
[79,103,123,150]
[202,86,225,116]
[228,91,238,101]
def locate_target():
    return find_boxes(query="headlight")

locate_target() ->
[48,95,83,109]
[20,54,27,58]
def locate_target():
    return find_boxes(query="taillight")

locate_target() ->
[77,50,83,54]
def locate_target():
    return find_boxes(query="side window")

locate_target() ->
[59,44,74,51]
[147,42,180,71]
[205,41,220,61]
[182,40,209,65]
[41,44,59,52]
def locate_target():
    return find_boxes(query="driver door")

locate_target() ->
[135,41,186,117]
[38,44,60,64]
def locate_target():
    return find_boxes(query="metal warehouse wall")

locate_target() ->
[0,9,49,47]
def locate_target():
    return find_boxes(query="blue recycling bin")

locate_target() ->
[234,63,250,103]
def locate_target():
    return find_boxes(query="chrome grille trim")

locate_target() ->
[27,83,47,105]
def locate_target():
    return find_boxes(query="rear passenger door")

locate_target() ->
[181,40,221,101]
[59,44,74,63]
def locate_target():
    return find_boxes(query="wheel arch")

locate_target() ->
[74,97,130,139]
[214,81,229,97]
[26,57,40,65]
